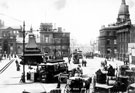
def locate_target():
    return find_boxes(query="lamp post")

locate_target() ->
[54,38,56,59]
[61,38,63,59]
[22,21,25,83]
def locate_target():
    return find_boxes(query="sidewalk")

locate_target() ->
[107,58,135,69]
[0,58,14,70]
[0,54,22,69]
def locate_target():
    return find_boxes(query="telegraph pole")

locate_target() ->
[22,21,26,83]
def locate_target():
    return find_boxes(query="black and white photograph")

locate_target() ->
[0,0,135,93]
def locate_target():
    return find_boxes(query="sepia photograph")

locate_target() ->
[0,0,135,93]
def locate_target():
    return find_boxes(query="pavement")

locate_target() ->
[0,57,68,93]
[0,58,12,70]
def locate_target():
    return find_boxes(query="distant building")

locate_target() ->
[98,0,135,61]
[0,26,22,56]
[40,23,70,57]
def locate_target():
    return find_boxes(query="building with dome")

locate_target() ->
[98,0,135,61]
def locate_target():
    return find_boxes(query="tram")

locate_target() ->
[73,49,82,64]
[85,52,94,59]
[38,59,68,83]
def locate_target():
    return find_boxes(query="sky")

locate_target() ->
[0,0,135,45]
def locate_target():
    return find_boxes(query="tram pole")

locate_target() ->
[22,21,26,83]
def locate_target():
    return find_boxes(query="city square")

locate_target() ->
[0,0,135,93]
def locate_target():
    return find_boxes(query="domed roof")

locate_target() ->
[118,0,129,15]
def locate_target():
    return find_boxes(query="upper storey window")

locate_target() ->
[106,39,110,45]
[45,37,49,43]
[43,35,49,43]
[114,39,117,44]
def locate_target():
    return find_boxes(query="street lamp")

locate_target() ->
[22,21,26,83]
[61,38,63,59]
[54,38,56,59]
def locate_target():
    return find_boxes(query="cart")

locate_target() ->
[64,76,91,93]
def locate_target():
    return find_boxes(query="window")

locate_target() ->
[10,43,13,46]
[44,35,49,43]
[45,37,49,43]
[54,38,61,44]
[18,46,20,49]
[114,39,117,44]
[106,39,110,45]
[114,48,117,54]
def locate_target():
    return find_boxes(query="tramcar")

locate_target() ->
[73,50,82,64]
[39,59,68,83]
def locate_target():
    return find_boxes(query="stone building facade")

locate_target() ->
[99,27,117,58]
[40,23,70,57]
[0,23,70,57]
[0,26,21,56]
[98,0,135,61]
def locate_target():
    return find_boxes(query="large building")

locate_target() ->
[0,26,22,56]
[40,23,70,57]
[98,0,135,61]
[0,22,70,58]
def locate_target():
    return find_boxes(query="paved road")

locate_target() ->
[0,57,124,93]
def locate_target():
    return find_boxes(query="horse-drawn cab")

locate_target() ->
[63,64,91,93]
[94,64,132,93]
[64,76,92,93]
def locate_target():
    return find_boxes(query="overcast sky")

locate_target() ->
[0,0,135,45]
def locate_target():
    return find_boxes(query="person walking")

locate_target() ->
[56,73,62,88]
[15,60,19,71]
[17,64,20,71]
[82,58,87,67]
[20,73,25,83]
[68,55,71,64]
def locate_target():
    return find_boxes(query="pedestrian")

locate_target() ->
[124,57,129,65]
[15,60,20,71]
[20,73,25,83]
[107,64,115,80]
[15,60,18,65]
[17,64,20,71]
[57,73,62,88]
[15,55,17,58]
[68,56,71,64]
[82,58,87,67]
[45,56,48,62]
